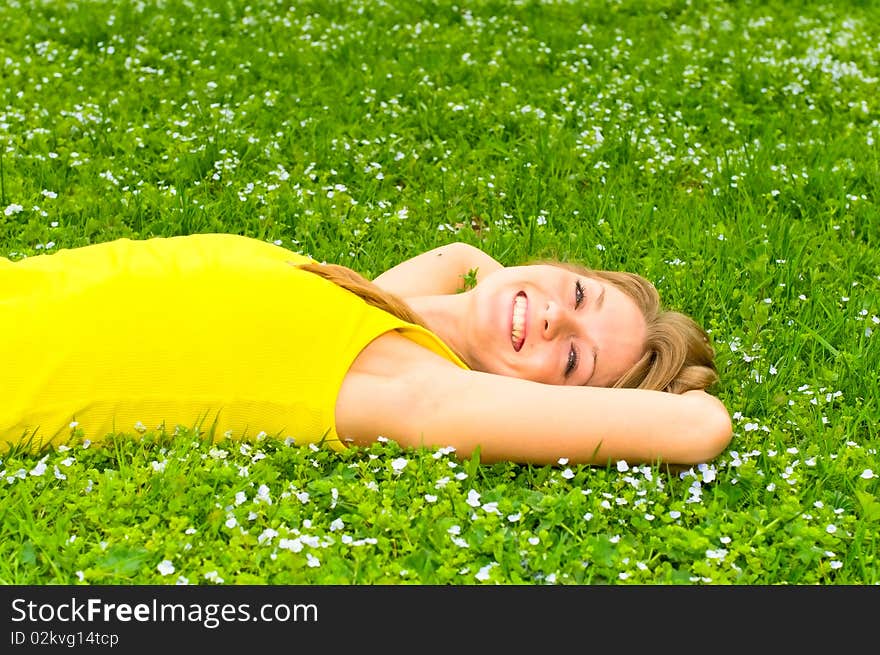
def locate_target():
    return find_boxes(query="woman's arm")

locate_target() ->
[371,242,503,297]
[336,332,733,466]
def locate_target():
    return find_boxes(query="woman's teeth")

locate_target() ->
[511,293,526,351]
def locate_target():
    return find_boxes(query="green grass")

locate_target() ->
[1,0,878,584]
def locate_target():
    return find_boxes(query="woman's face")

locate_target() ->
[462,264,648,386]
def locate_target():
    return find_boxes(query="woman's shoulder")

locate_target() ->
[160,233,311,263]
[13,233,310,268]
[118,233,315,273]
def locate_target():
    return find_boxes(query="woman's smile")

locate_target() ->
[511,291,528,351]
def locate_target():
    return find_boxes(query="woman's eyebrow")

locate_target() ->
[596,285,606,310]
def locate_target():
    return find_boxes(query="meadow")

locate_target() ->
[0,0,878,585]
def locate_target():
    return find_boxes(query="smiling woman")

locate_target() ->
[370,242,719,393]
[0,234,731,467]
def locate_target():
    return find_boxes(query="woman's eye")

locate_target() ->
[575,280,584,308]
[565,345,579,378]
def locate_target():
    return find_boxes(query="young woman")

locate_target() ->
[0,233,732,466]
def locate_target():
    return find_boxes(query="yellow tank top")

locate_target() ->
[0,233,468,452]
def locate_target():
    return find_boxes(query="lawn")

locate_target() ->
[0,0,878,585]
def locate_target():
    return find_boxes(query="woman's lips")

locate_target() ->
[511,291,527,351]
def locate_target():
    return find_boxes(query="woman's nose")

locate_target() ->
[542,302,564,339]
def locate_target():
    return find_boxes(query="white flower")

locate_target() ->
[860,469,875,479]
[257,528,278,544]
[204,571,225,583]
[255,484,272,504]
[4,204,23,216]
[466,489,481,507]
[826,524,837,534]
[391,457,408,473]
[330,518,345,532]
[561,468,575,479]
[433,446,457,458]
[157,560,175,576]
[475,562,497,582]
[700,466,716,483]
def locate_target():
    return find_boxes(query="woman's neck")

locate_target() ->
[406,293,473,365]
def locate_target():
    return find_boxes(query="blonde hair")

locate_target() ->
[298,260,718,394]
[297,262,425,325]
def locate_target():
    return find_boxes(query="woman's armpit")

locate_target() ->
[334,330,465,448]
